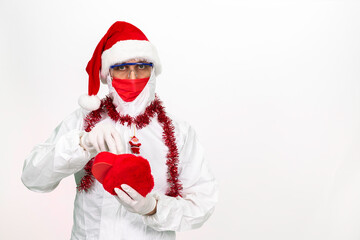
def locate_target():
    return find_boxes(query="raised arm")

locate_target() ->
[21,108,91,192]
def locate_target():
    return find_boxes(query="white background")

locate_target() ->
[1,0,360,239]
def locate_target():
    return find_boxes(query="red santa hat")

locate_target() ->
[78,21,161,111]
[92,152,154,197]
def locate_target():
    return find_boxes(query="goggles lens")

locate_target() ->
[110,62,153,79]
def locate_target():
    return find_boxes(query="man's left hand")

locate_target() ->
[114,184,157,216]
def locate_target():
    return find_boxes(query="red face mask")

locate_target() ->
[111,77,150,102]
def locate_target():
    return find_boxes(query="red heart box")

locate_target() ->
[92,152,154,197]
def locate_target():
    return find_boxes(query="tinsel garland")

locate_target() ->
[155,101,183,197]
[77,95,183,198]
[76,158,95,192]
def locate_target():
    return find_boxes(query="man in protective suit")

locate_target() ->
[21,21,218,240]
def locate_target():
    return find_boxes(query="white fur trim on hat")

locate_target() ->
[100,40,161,84]
[78,94,101,111]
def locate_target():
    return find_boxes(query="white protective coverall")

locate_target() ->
[21,69,218,240]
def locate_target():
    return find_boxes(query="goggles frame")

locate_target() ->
[110,62,153,69]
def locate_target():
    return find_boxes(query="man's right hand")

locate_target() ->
[80,120,124,154]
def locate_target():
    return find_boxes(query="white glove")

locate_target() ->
[114,184,157,216]
[80,119,124,154]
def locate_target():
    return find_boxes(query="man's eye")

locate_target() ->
[114,66,126,71]
[138,64,145,69]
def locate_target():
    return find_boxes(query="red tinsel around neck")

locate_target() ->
[78,95,183,198]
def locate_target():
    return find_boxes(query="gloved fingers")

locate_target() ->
[115,198,137,213]
[114,188,134,205]
[114,194,121,203]
[104,133,117,154]
[111,130,124,154]
[121,184,143,201]
[89,134,101,153]
[97,134,107,152]
[114,194,127,205]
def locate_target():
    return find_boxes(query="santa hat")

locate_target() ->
[92,152,154,197]
[78,21,161,111]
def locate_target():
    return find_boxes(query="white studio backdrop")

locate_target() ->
[1,0,360,239]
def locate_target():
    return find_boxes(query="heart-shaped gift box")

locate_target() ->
[92,152,154,197]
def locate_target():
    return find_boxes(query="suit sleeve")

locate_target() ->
[142,122,219,231]
[21,108,91,193]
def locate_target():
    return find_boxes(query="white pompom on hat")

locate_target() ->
[78,21,161,111]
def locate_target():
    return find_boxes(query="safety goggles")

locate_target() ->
[110,62,153,79]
